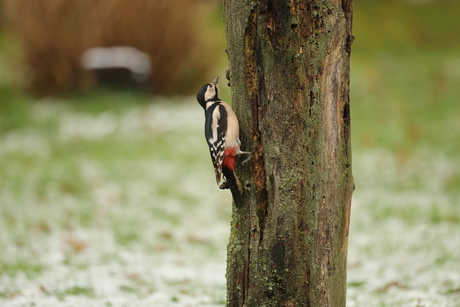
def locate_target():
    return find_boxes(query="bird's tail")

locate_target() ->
[222,167,243,203]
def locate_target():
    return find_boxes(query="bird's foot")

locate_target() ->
[219,181,229,190]
[239,151,252,165]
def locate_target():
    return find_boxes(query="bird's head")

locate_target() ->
[196,76,220,109]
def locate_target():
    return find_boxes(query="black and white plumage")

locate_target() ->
[196,76,246,201]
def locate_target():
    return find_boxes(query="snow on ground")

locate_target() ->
[1,100,459,306]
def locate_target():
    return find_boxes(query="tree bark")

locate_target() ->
[224,0,354,306]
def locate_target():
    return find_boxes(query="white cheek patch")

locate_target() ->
[204,85,216,102]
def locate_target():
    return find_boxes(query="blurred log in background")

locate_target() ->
[4,0,222,96]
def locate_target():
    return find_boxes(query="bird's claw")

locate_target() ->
[240,151,252,165]
[219,181,229,190]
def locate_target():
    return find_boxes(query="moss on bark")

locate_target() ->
[224,0,354,306]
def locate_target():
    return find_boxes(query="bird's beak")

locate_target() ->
[212,76,219,86]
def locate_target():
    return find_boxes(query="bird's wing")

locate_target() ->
[205,103,228,184]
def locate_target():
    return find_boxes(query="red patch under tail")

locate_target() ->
[222,155,236,171]
[223,146,239,171]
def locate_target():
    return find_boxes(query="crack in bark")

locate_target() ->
[244,2,269,249]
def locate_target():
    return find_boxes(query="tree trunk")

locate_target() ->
[223,0,354,306]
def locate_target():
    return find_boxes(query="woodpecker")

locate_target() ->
[196,76,247,201]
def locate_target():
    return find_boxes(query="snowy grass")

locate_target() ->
[0,96,230,306]
[348,150,460,306]
[346,48,460,306]
[0,93,459,307]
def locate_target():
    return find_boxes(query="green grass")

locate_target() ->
[57,285,95,298]
[1,1,460,306]
[351,52,460,157]
[0,259,45,278]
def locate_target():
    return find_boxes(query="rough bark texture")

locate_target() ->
[224,0,354,306]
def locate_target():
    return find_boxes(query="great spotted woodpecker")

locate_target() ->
[196,76,247,201]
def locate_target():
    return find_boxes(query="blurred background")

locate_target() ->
[0,0,459,306]
[1,0,225,95]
